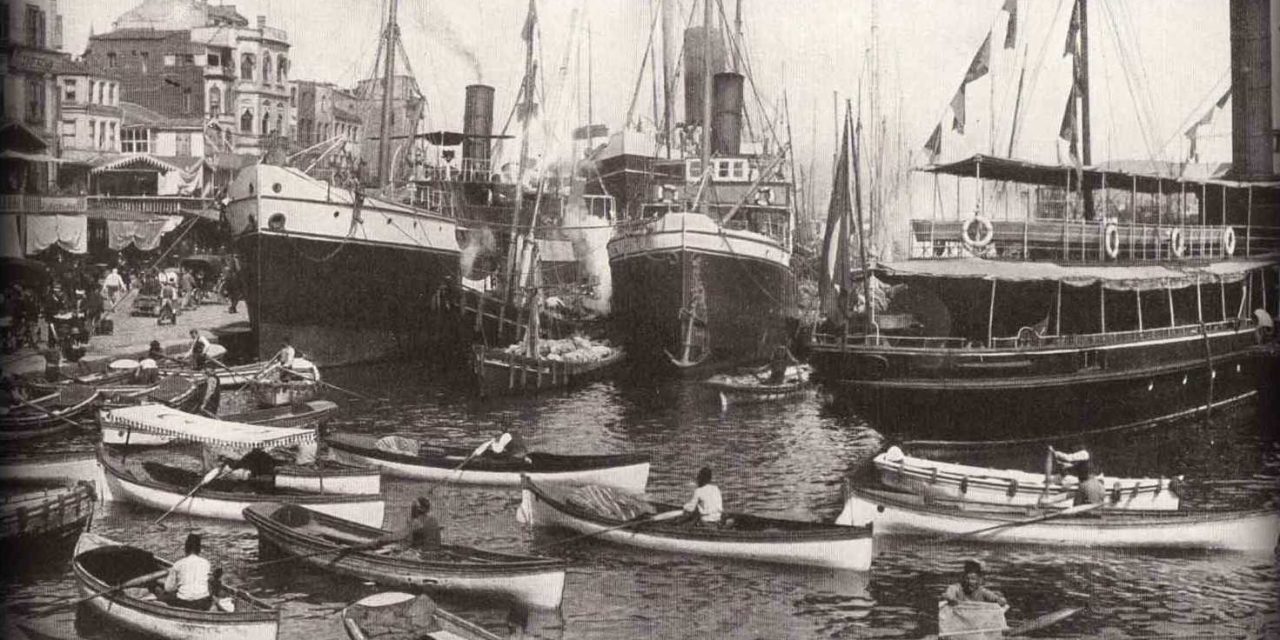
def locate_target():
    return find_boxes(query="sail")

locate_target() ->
[819,113,854,320]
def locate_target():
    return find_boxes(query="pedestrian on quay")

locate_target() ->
[224,265,243,314]
[180,268,196,310]
[103,268,124,305]
[151,533,213,611]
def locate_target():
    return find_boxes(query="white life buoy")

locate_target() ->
[1169,228,1186,258]
[1103,222,1120,259]
[1222,226,1236,256]
[755,187,774,206]
[962,216,994,248]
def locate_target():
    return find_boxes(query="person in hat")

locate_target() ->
[365,496,442,553]
[943,560,1007,606]
[154,533,213,611]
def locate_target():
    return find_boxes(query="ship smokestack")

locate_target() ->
[1228,0,1275,179]
[462,84,495,166]
[711,72,744,155]
[682,27,727,127]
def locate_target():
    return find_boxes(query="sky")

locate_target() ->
[60,0,1232,184]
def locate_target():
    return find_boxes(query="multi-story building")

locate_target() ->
[294,80,363,155]
[2,0,65,193]
[83,0,292,157]
[54,59,122,158]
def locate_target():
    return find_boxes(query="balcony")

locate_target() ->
[87,195,214,215]
[0,194,86,213]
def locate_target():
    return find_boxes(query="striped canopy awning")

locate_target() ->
[100,404,316,450]
[90,154,182,175]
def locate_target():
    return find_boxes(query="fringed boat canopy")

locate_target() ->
[100,405,316,450]
[875,256,1278,291]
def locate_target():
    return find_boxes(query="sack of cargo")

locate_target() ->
[375,435,420,457]
[567,484,656,521]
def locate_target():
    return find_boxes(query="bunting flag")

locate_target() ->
[924,123,942,161]
[1064,0,1080,57]
[1185,86,1233,162]
[1003,0,1018,49]
[820,112,854,322]
[521,0,538,42]
[1059,85,1078,162]
[964,34,992,83]
[951,85,967,134]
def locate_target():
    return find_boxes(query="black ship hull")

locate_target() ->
[811,325,1269,440]
[609,214,797,373]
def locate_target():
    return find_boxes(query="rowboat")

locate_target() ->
[248,359,321,407]
[341,592,500,640]
[472,343,625,397]
[0,385,99,441]
[837,484,1279,552]
[519,477,874,570]
[326,433,650,492]
[1,481,96,565]
[175,359,272,389]
[100,400,339,446]
[72,532,280,640]
[701,364,814,407]
[99,448,385,527]
[0,451,99,485]
[98,374,218,415]
[873,446,1182,511]
[243,502,567,610]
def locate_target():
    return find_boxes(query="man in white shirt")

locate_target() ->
[471,429,531,464]
[185,330,211,369]
[157,533,212,610]
[270,338,296,368]
[103,268,125,304]
[681,466,723,526]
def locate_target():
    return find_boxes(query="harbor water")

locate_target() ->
[2,361,1276,639]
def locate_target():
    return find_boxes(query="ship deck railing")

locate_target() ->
[909,219,1280,262]
[812,317,1251,352]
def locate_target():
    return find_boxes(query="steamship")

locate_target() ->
[598,15,798,374]
[808,0,1280,441]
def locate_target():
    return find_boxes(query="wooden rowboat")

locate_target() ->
[1,481,96,566]
[101,400,339,447]
[72,532,280,640]
[701,364,814,407]
[326,433,650,492]
[519,477,874,570]
[473,344,625,397]
[0,385,99,441]
[0,450,100,485]
[837,484,1279,552]
[98,448,385,527]
[243,502,567,610]
[248,359,322,407]
[873,447,1182,511]
[341,592,500,640]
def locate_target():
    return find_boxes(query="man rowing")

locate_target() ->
[152,533,213,611]
[472,429,531,464]
[677,466,723,527]
[943,560,1007,607]
[363,496,442,553]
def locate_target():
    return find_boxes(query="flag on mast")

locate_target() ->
[1003,0,1018,49]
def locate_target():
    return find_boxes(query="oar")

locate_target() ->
[36,568,170,612]
[940,502,1105,542]
[426,448,484,495]
[153,464,230,527]
[533,510,685,551]
[12,394,86,431]
[279,366,375,402]
[1007,606,1082,636]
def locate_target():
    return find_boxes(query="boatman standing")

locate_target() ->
[153,533,213,611]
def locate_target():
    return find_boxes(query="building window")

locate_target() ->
[207,53,220,67]
[108,122,116,150]
[276,113,283,135]
[290,86,296,107]
[25,4,45,49]
[277,54,287,82]
[209,86,222,115]
[262,54,272,84]
[24,76,44,125]
[109,84,115,104]
[107,52,117,68]
[140,51,149,73]
[175,132,191,156]
[121,128,149,153]
[240,53,254,80]
[180,53,194,65]
[60,119,75,147]
[261,110,270,134]
[240,109,253,133]
[98,120,105,149]
[164,54,176,67]
[97,82,105,104]
[182,88,192,113]
[89,120,95,145]
[62,79,76,102]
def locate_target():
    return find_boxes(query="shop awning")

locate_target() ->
[875,256,1279,291]
[90,154,183,174]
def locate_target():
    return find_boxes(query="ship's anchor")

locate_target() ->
[665,307,710,369]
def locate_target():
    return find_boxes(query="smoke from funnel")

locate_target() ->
[425,11,484,83]
[460,226,498,280]
[560,195,612,315]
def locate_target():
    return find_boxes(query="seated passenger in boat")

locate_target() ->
[219,448,279,487]
[270,338,296,368]
[152,533,213,611]
[943,560,1007,607]
[762,345,800,385]
[365,496,442,553]
[677,466,723,527]
[1072,461,1106,506]
[1048,444,1090,485]
[472,429,531,464]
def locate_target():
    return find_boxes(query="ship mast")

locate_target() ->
[504,0,539,305]
[376,0,399,187]
[1077,0,1094,220]
[699,0,714,215]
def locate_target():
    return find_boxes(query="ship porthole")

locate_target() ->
[1236,364,1241,373]
[272,182,282,194]
[248,182,255,195]
[1211,369,1217,379]
[1181,375,1188,385]
[333,210,340,218]
[1147,381,1154,391]
[268,213,286,231]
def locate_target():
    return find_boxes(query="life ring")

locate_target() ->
[754,187,774,206]
[1103,222,1120,259]
[659,185,677,204]
[1222,227,1236,256]
[1169,228,1186,257]
[962,216,994,248]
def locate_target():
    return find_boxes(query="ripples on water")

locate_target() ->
[2,360,1277,639]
